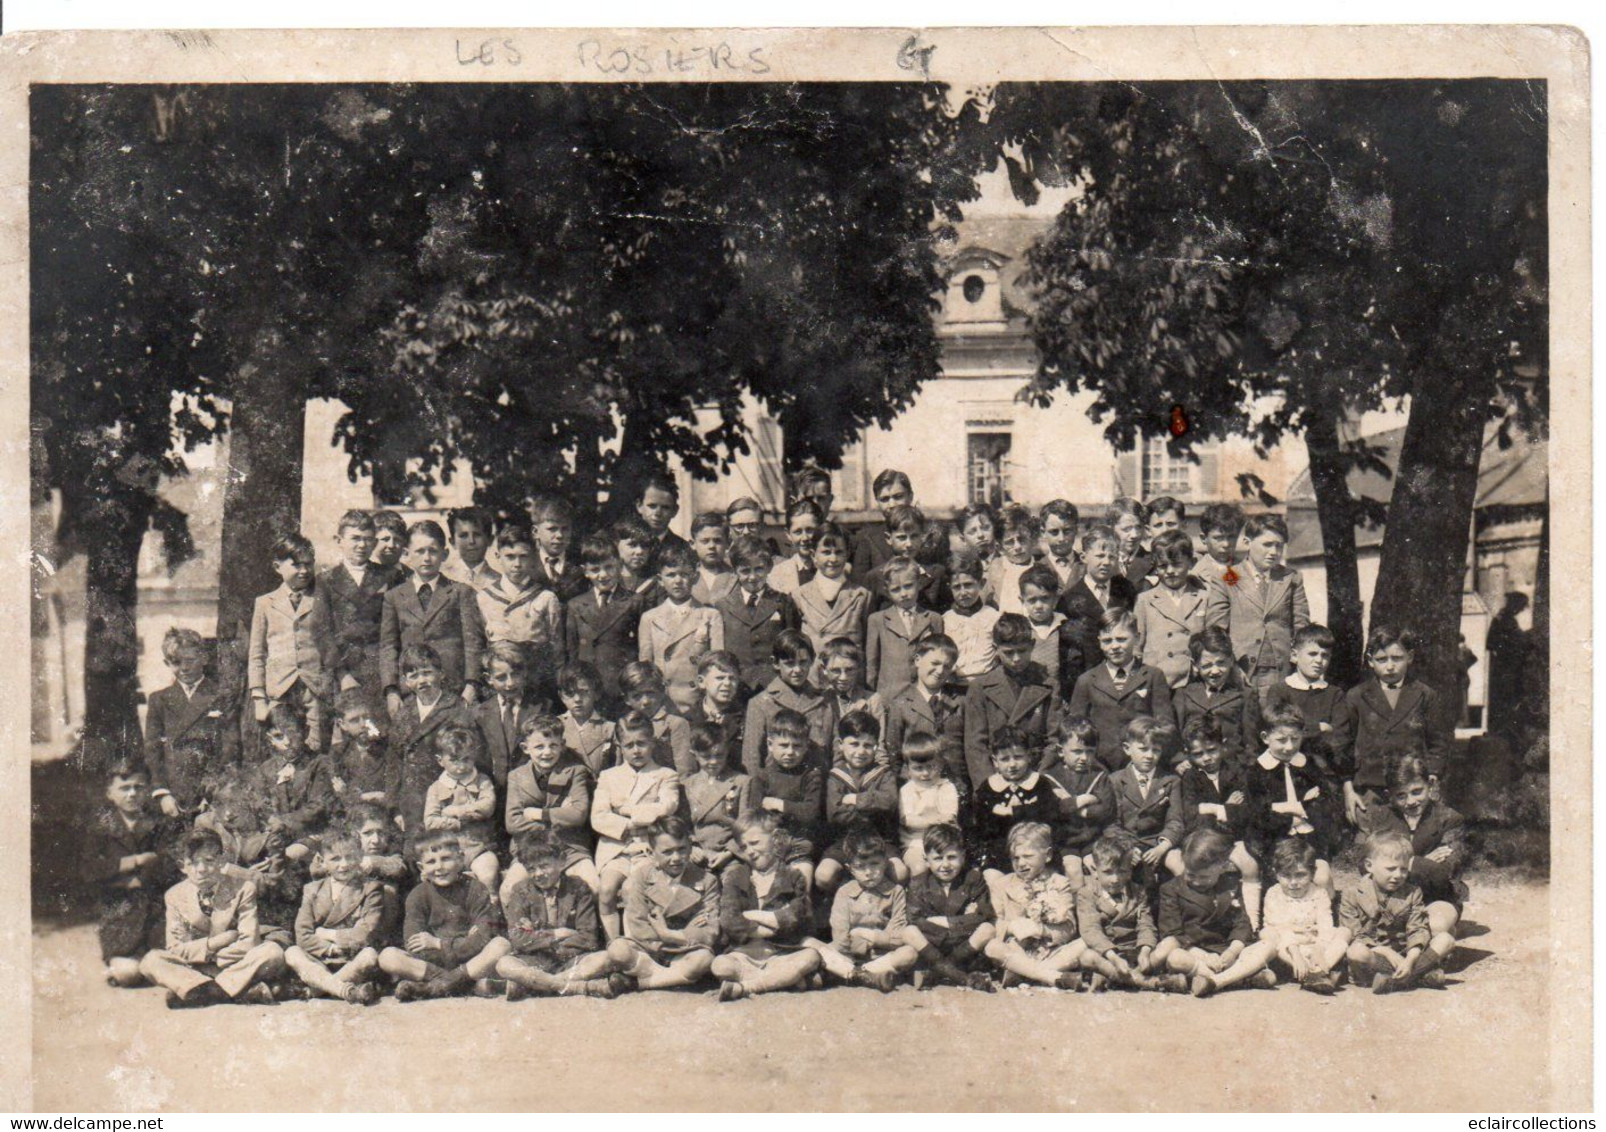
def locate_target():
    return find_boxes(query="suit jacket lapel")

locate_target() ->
[171,678,216,735]
[591,592,635,636]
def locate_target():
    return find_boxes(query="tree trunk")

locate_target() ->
[77,491,150,767]
[1303,411,1366,686]
[1368,371,1489,725]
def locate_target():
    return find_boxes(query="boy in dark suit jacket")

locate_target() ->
[379,520,487,708]
[900,822,995,990]
[864,505,951,615]
[144,627,238,817]
[884,636,968,786]
[563,533,640,703]
[1171,627,1262,768]
[851,468,914,580]
[717,535,800,692]
[388,644,475,852]
[1342,626,1449,832]
[318,510,401,700]
[1039,716,1114,885]
[1067,607,1173,771]
[962,614,1059,791]
[472,641,542,795]
[1163,716,1262,922]
[79,761,180,986]
[529,496,591,603]
[1106,715,1180,889]
[282,829,384,1004]
[1058,525,1138,663]
[1107,498,1155,592]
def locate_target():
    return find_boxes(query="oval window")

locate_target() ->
[962,274,986,303]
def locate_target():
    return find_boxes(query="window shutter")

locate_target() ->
[1195,446,1220,501]
[1116,447,1140,498]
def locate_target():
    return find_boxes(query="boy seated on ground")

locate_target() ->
[605,816,721,991]
[138,828,286,1009]
[1339,830,1455,994]
[901,823,995,992]
[283,829,384,1004]
[1152,827,1277,998]
[496,831,624,1000]
[1074,835,1164,991]
[806,831,918,993]
[79,760,179,988]
[1260,836,1351,995]
[982,821,1083,990]
[378,830,511,1001]
[712,819,822,1002]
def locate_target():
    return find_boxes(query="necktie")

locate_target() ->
[748,592,758,610]
[289,591,302,610]
[1095,583,1108,607]
[418,583,433,610]
[502,700,514,738]
[931,696,946,730]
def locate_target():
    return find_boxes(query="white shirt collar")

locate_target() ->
[1257,750,1307,771]
[987,772,1039,791]
[1286,672,1328,691]
[343,560,367,583]
[413,573,441,592]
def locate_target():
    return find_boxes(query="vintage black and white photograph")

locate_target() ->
[5,24,1588,1112]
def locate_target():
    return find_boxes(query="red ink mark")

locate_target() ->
[1169,405,1189,437]
[1222,566,1239,587]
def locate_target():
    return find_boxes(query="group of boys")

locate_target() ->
[84,469,1466,1005]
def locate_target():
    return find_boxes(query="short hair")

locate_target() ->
[1362,830,1414,864]
[614,710,659,744]
[1243,513,1289,542]
[785,498,826,528]
[1199,503,1246,538]
[557,661,603,697]
[436,724,485,761]
[406,520,447,549]
[1055,714,1099,749]
[1006,821,1055,856]
[1182,716,1225,750]
[729,535,774,569]
[1105,497,1150,526]
[884,504,926,534]
[517,713,565,746]
[448,506,494,539]
[1080,524,1119,555]
[1038,499,1080,529]
[414,829,462,857]
[161,626,205,662]
[1386,753,1434,793]
[899,731,943,767]
[814,521,850,552]
[1088,835,1135,876]
[1000,504,1039,539]
[333,686,379,717]
[947,551,986,584]
[767,708,811,743]
[697,649,742,678]
[1189,626,1235,663]
[841,830,890,864]
[1292,623,1336,651]
[399,643,443,674]
[990,726,1031,758]
[637,472,680,503]
[1366,624,1419,656]
[921,823,964,859]
[618,661,666,697]
[871,469,913,499]
[322,830,362,859]
[612,516,653,544]
[837,709,881,744]
[515,829,569,866]
[772,630,816,664]
[911,634,959,664]
[992,612,1034,647]
[271,533,314,563]
[1098,607,1139,636]
[346,802,394,837]
[528,496,574,528]
[1270,836,1319,879]
[579,532,620,567]
[265,701,306,736]
[726,496,764,520]
[494,523,534,552]
[371,510,408,537]
[656,542,697,574]
[1180,826,1234,870]
[957,503,998,537]
[688,723,731,765]
[1122,714,1163,748]
[182,828,226,861]
[1018,563,1061,597]
[1151,529,1196,567]
[648,815,692,844]
[790,466,833,498]
[1146,495,1185,522]
[337,509,376,537]
[690,511,729,539]
[484,640,531,675]
[819,637,865,670]
[105,759,150,784]
[1260,702,1306,738]
[883,555,920,586]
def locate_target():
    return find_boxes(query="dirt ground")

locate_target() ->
[31,876,1552,1112]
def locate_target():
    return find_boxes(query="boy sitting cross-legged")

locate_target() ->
[283,829,384,1004]
[901,822,996,992]
[806,831,919,993]
[605,816,721,991]
[1152,826,1277,997]
[712,818,823,1002]
[496,830,624,1000]
[378,830,511,1001]
[1339,830,1455,994]
[1075,834,1164,991]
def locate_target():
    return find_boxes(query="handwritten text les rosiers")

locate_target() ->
[576,40,771,76]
